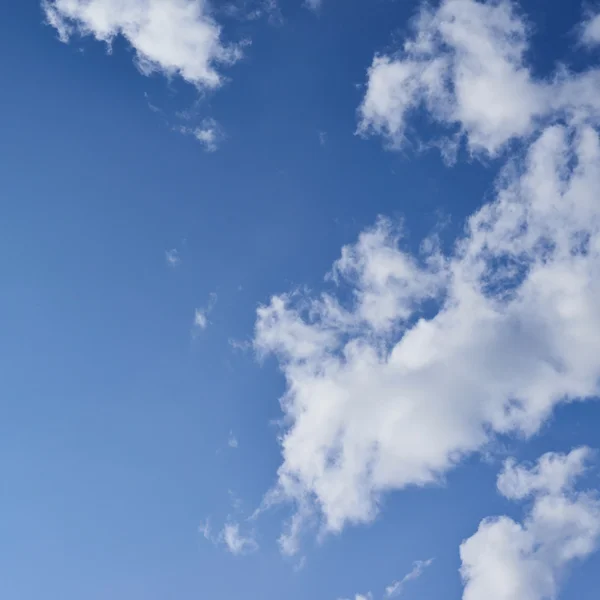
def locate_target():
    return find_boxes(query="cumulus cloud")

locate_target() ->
[42,0,242,88]
[255,3,600,551]
[256,121,600,542]
[581,11,600,48]
[460,448,600,600]
[358,0,600,156]
[199,519,258,555]
[385,559,434,598]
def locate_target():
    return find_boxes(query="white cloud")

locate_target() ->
[193,118,224,152]
[194,292,217,331]
[305,0,322,11]
[228,430,239,448]
[319,131,328,146]
[194,309,209,329]
[582,11,600,48]
[460,448,600,600]
[257,116,600,550]
[198,519,212,539]
[221,522,258,555]
[177,118,224,151]
[165,248,181,267]
[358,0,600,156]
[339,594,372,600]
[496,447,592,500]
[385,559,434,598]
[199,519,258,555]
[253,0,600,553]
[42,0,242,89]
[219,0,282,25]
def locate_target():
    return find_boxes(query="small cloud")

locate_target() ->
[198,519,212,540]
[194,309,209,329]
[318,130,327,146]
[228,430,239,448]
[219,0,282,25]
[385,559,434,598]
[199,518,258,555]
[193,293,218,332]
[581,11,600,48]
[193,119,223,152]
[176,119,225,152]
[229,338,252,352]
[165,248,181,267]
[221,522,258,555]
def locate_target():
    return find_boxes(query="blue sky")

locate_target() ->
[3,1,600,599]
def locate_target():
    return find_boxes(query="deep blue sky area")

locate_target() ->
[2,1,600,599]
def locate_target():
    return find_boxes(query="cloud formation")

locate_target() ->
[256,122,600,546]
[582,11,600,48]
[165,248,181,267]
[43,0,242,88]
[194,292,217,331]
[358,0,600,156]
[221,522,258,555]
[193,118,224,152]
[228,430,239,449]
[340,559,433,600]
[255,0,600,553]
[175,118,225,151]
[199,519,258,555]
[385,559,434,598]
[305,0,322,11]
[460,448,600,600]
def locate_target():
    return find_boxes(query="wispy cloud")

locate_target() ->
[165,248,180,267]
[193,293,217,332]
[385,559,434,598]
[221,522,258,555]
[228,430,239,449]
[199,519,258,556]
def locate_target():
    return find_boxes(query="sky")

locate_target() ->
[2,0,600,599]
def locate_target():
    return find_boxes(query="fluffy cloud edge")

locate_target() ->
[254,0,600,554]
[460,447,600,600]
[42,0,243,89]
